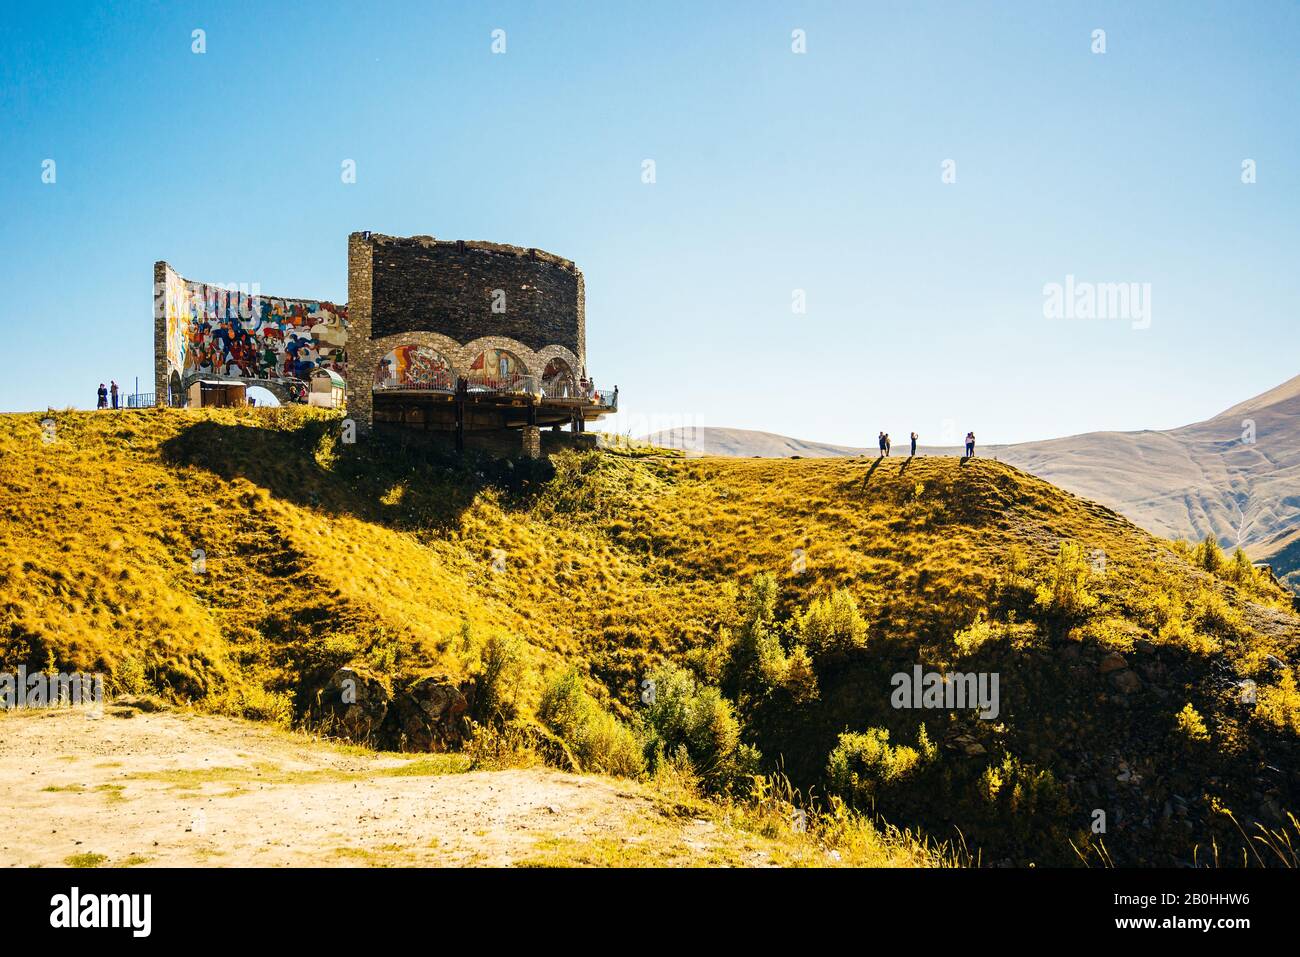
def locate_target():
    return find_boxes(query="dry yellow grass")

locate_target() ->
[2,407,1298,866]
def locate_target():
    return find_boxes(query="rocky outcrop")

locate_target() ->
[385,675,470,752]
[312,667,391,745]
[310,667,471,752]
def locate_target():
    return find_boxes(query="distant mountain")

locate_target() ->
[643,427,869,458]
[645,374,1300,586]
[995,374,1300,559]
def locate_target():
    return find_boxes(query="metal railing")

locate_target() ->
[539,380,618,409]
[463,373,540,396]
[125,392,156,408]
[370,373,613,408]
[541,377,578,399]
[374,371,457,393]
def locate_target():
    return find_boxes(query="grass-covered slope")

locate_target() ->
[2,407,1298,866]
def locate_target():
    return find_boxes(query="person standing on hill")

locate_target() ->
[878,432,886,457]
[910,431,918,456]
[884,433,892,457]
[965,431,976,458]
[110,381,119,410]
[96,383,108,409]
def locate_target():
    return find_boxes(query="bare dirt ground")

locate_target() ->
[0,702,745,868]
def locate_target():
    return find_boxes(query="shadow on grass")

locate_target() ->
[862,457,884,486]
[159,418,555,534]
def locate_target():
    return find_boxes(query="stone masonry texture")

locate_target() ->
[367,234,584,357]
[345,232,587,431]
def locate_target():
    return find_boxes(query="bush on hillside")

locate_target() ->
[640,662,760,794]
[1033,542,1098,619]
[826,726,932,803]
[537,667,644,777]
[992,544,1037,612]
[1189,587,1246,639]
[725,574,819,707]
[467,632,528,727]
[1175,703,1211,744]
[1255,669,1300,736]
[976,754,1068,823]
[1194,535,1224,574]
[799,588,869,663]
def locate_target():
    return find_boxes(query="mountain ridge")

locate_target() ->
[643,374,1300,587]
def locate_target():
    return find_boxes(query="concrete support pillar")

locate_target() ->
[522,426,541,459]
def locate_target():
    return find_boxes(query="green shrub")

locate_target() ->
[977,754,1066,820]
[1189,587,1245,639]
[537,668,645,777]
[1033,542,1097,618]
[1255,669,1300,736]
[469,633,527,727]
[799,588,869,662]
[1194,536,1224,574]
[727,574,819,705]
[640,662,759,793]
[1175,703,1210,743]
[993,544,1037,610]
[114,654,149,696]
[826,727,927,803]
[954,615,998,656]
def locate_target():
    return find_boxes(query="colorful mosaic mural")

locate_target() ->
[163,269,348,382]
[468,348,524,381]
[375,345,453,390]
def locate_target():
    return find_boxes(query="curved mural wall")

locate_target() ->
[153,261,348,404]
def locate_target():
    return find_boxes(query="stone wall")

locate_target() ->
[153,261,169,401]
[345,232,587,431]
[368,234,584,357]
[345,234,375,428]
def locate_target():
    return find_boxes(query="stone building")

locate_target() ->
[153,232,616,456]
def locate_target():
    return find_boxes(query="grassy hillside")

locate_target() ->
[1251,525,1300,595]
[2,407,1298,866]
[645,374,1300,599]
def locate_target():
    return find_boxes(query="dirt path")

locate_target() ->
[0,702,732,868]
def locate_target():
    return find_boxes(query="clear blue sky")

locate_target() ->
[1,1,1297,444]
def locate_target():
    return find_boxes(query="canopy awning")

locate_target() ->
[312,368,346,389]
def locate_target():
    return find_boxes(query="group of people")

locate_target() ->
[876,431,921,457]
[875,430,977,458]
[95,381,120,410]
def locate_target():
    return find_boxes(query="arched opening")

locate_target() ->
[467,348,527,392]
[541,357,576,398]
[374,345,454,392]
[246,386,281,408]
[168,371,184,407]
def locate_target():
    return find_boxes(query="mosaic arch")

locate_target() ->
[542,357,576,397]
[374,344,454,391]
[467,348,527,387]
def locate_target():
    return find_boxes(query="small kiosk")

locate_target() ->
[309,368,347,408]
[188,378,249,408]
